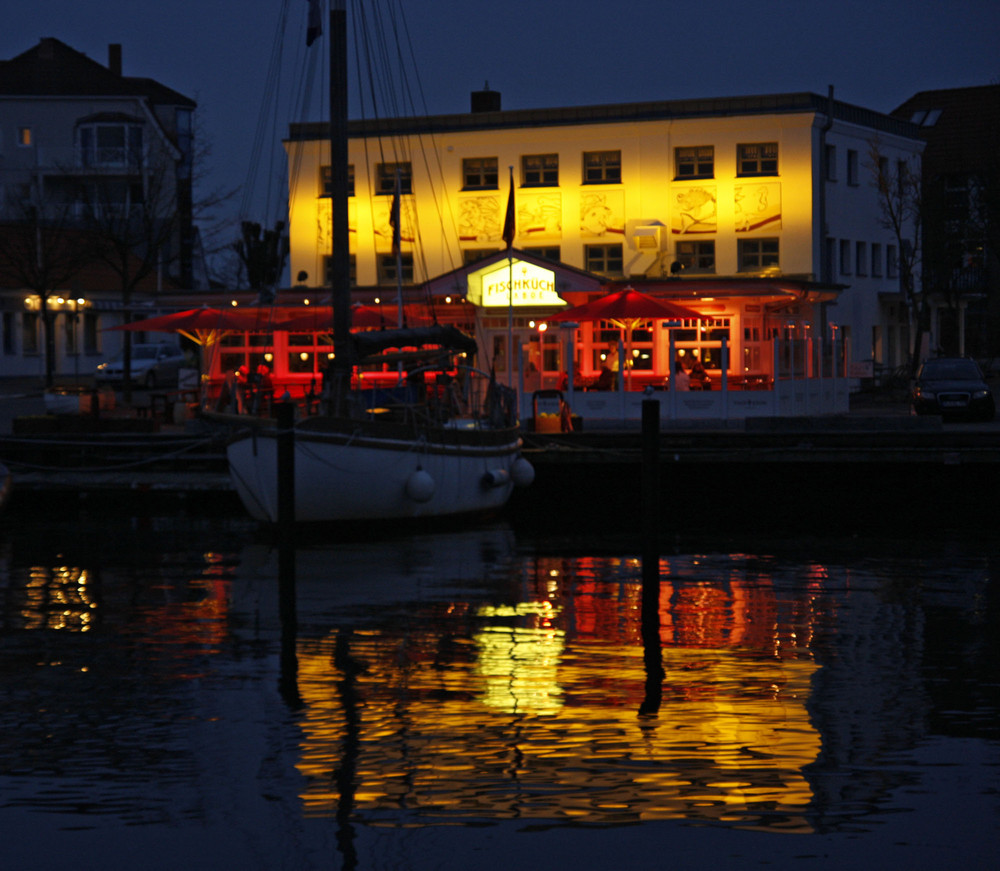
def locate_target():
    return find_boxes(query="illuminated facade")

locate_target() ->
[285,90,924,389]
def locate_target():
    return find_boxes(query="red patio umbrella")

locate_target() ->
[106,306,277,345]
[547,288,703,389]
[273,304,392,332]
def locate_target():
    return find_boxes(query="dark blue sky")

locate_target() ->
[7,0,999,254]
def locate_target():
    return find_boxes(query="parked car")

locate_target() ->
[910,357,996,421]
[94,344,188,389]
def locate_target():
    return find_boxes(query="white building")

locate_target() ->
[284,88,924,405]
[0,38,198,380]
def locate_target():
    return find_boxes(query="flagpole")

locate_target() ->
[503,166,515,388]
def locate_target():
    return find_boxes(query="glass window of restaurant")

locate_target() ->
[217,330,277,378]
[663,317,732,371]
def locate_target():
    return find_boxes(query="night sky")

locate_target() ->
[6,0,998,260]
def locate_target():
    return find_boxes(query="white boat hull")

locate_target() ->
[226,421,528,523]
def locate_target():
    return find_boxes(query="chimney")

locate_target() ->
[471,81,501,113]
[108,43,122,76]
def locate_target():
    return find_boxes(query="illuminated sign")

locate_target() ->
[480,261,564,308]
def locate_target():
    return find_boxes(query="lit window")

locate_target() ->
[18,127,33,147]
[738,238,779,271]
[675,146,713,179]
[522,154,559,187]
[320,165,355,197]
[376,162,412,195]
[583,150,621,184]
[584,243,623,276]
[737,142,778,176]
[462,157,499,190]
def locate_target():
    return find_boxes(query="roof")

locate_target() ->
[288,91,921,143]
[0,37,195,107]
[891,85,1000,170]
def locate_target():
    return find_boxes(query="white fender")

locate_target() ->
[510,457,535,488]
[405,468,435,502]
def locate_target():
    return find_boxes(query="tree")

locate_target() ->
[869,140,924,378]
[0,186,94,387]
[234,220,289,304]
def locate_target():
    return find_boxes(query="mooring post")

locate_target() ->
[640,398,664,715]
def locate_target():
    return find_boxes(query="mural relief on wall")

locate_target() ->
[580,191,625,238]
[734,182,782,232]
[517,193,562,239]
[373,197,415,252]
[317,199,357,251]
[671,186,717,235]
[458,194,504,243]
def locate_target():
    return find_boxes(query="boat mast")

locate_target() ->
[328,1,353,385]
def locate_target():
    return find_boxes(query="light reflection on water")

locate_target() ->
[0,511,998,868]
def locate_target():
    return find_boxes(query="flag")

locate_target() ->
[390,170,401,256]
[306,0,322,47]
[501,166,515,250]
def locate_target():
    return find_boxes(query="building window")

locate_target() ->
[376,162,412,195]
[322,254,357,287]
[872,242,883,277]
[320,164,355,197]
[584,243,623,276]
[3,312,15,355]
[583,150,621,184]
[675,240,715,273]
[737,142,778,176]
[839,239,852,275]
[22,311,39,354]
[737,238,779,271]
[463,248,497,265]
[17,127,32,147]
[377,252,414,285]
[523,245,561,262]
[847,149,859,186]
[77,121,144,167]
[856,241,868,276]
[887,244,898,279]
[522,154,559,187]
[675,146,714,179]
[462,157,498,190]
[83,312,99,355]
[825,144,837,181]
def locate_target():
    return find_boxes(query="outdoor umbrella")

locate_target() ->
[547,287,702,389]
[273,304,391,332]
[106,306,276,346]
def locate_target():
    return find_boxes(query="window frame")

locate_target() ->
[737,238,780,272]
[521,153,559,187]
[674,146,714,180]
[737,142,779,176]
[675,239,716,274]
[375,162,412,195]
[377,252,414,285]
[320,164,355,197]
[584,243,624,276]
[462,156,499,190]
[582,150,621,184]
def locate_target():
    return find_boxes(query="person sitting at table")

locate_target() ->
[671,361,690,391]
[595,364,615,391]
[690,357,710,390]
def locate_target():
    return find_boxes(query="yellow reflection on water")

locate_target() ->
[294,627,819,830]
[18,565,95,631]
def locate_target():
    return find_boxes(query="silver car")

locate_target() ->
[94,343,188,389]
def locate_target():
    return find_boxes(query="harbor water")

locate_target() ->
[0,501,997,870]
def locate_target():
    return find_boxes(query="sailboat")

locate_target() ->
[222,2,533,524]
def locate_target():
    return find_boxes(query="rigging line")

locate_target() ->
[242,0,293,221]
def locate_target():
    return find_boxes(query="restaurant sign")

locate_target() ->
[476,261,564,308]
